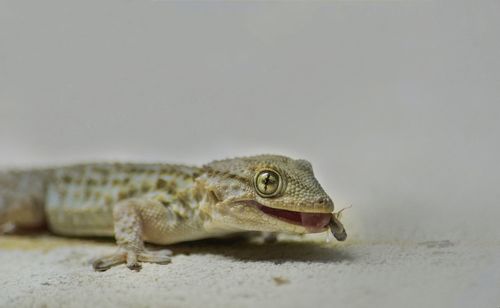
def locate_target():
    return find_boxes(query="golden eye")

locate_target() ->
[254,169,282,197]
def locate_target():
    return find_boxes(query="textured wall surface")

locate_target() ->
[1,1,499,307]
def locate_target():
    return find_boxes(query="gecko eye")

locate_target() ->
[254,169,283,197]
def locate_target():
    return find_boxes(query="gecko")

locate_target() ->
[0,154,347,271]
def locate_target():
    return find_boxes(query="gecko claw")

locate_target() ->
[127,262,142,271]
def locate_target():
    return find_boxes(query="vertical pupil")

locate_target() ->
[263,173,271,191]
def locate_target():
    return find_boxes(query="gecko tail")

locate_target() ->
[0,169,49,229]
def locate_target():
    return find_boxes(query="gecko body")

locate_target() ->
[0,155,347,271]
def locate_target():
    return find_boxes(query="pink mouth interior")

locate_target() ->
[255,203,331,229]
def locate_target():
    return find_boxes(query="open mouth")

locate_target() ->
[250,201,332,230]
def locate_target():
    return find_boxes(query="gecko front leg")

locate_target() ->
[92,198,172,271]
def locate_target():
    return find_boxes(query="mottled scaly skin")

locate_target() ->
[46,163,204,240]
[0,155,347,271]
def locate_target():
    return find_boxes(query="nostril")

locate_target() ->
[316,197,333,207]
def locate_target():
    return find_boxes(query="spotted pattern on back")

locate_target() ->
[45,163,201,236]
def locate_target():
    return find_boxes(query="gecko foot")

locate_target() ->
[92,248,172,272]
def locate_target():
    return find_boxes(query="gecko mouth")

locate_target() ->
[250,201,331,230]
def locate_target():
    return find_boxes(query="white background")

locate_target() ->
[1,1,499,242]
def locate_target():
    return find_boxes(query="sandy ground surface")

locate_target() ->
[1,234,499,308]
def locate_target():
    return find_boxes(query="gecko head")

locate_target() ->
[200,154,335,234]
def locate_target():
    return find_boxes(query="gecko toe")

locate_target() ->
[93,248,172,271]
[92,252,127,272]
[138,248,172,264]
